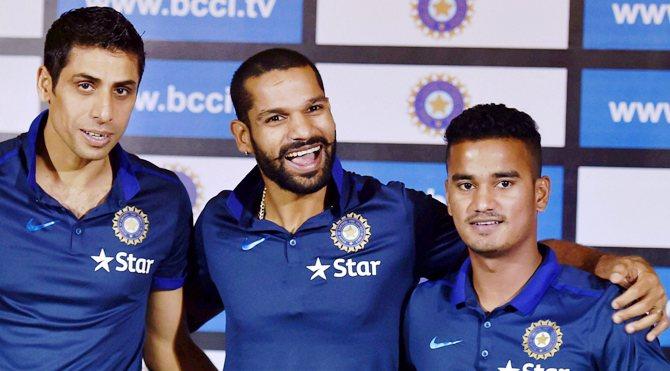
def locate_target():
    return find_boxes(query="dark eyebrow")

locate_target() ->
[72,74,137,88]
[450,173,473,181]
[72,73,101,84]
[114,80,138,88]
[450,171,521,181]
[308,96,329,104]
[256,96,329,119]
[256,107,289,120]
[493,171,520,178]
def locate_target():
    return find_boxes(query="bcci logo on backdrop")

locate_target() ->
[164,164,204,214]
[409,74,470,136]
[411,0,474,38]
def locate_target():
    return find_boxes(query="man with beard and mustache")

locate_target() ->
[185,49,668,370]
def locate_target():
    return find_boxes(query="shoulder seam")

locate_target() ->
[551,281,603,298]
[132,165,180,185]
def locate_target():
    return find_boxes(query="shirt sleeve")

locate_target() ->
[401,288,419,371]
[150,184,192,291]
[594,287,670,370]
[406,187,467,280]
[184,203,225,332]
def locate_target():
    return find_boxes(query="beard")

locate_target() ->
[252,135,336,195]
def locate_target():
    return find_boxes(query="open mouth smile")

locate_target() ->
[283,144,323,171]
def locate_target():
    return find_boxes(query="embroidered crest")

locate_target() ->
[330,213,371,253]
[113,206,149,246]
[522,320,563,360]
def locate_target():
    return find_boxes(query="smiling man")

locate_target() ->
[403,104,670,370]
[0,7,212,370]
[187,49,668,370]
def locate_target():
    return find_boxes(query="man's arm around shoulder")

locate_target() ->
[544,239,669,341]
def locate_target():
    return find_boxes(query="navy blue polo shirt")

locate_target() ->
[190,159,466,370]
[0,111,192,370]
[403,245,670,370]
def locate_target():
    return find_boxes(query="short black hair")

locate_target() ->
[445,103,542,178]
[44,6,145,87]
[231,48,324,125]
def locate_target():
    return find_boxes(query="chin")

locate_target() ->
[465,238,507,256]
[76,148,113,161]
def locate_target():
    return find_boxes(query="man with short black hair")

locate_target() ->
[403,103,670,370]
[0,7,212,370]
[187,49,668,370]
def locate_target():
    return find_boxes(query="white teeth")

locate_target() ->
[475,221,500,226]
[84,130,107,139]
[286,146,320,159]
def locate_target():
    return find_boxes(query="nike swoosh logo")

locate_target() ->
[241,237,266,251]
[429,337,463,350]
[26,218,58,232]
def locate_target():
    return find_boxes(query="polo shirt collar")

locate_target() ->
[450,244,563,316]
[226,156,348,226]
[21,110,140,204]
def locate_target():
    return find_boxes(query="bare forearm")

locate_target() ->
[542,239,603,275]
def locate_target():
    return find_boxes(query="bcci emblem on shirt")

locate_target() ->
[113,206,149,246]
[523,320,563,360]
[411,0,473,38]
[409,74,469,137]
[330,212,371,253]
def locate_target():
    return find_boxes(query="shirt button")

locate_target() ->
[481,350,489,358]
[289,238,297,246]
[484,321,491,328]
[74,227,83,235]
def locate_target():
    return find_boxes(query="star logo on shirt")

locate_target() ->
[91,248,114,272]
[498,360,519,371]
[535,333,550,347]
[306,258,330,280]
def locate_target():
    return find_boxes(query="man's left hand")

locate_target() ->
[595,254,669,341]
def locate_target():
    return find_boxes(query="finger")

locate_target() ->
[611,283,646,310]
[613,295,655,324]
[609,272,625,285]
[646,315,670,342]
[612,273,663,310]
[622,310,662,334]
[609,264,634,288]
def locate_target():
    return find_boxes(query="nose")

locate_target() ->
[472,186,495,213]
[288,113,316,141]
[91,92,112,124]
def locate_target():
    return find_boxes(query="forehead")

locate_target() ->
[448,138,534,174]
[245,66,323,109]
[61,46,139,81]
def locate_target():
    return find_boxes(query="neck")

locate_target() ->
[261,179,328,234]
[470,238,542,313]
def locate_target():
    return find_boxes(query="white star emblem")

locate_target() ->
[498,360,519,371]
[306,258,330,280]
[91,248,114,272]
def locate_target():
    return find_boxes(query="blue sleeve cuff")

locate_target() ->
[151,276,185,291]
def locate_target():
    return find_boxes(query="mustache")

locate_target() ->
[466,212,505,224]
[273,137,335,161]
